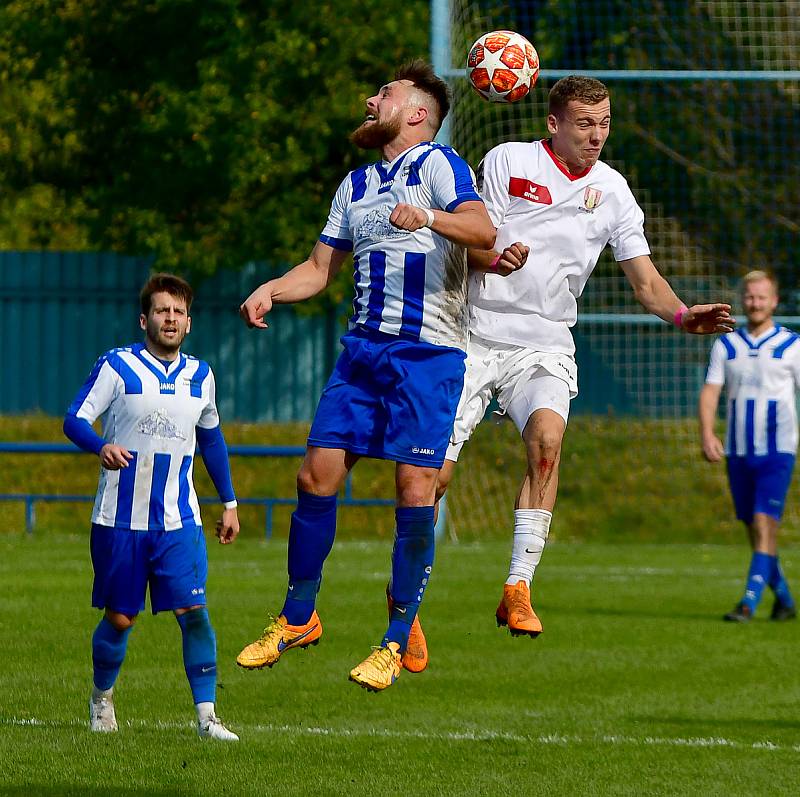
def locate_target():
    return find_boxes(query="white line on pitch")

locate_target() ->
[3,716,798,753]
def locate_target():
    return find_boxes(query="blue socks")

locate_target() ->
[742,552,772,612]
[383,506,435,652]
[281,490,338,625]
[769,555,795,608]
[92,617,132,691]
[176,608,216,705]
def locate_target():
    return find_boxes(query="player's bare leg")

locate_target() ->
[351,465,437,691]
[496,409,566,637]
[238,447,358,670]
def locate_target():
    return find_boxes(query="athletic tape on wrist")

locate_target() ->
[422,208,435,228]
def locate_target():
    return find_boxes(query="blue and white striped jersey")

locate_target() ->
[319,141,482,351]
[706,326,800,457]
[67,343,222,530]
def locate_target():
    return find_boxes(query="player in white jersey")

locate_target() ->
[64,274,240,740]
[433,75,734,638]
[235,61,508,691]
[700,271,798,622]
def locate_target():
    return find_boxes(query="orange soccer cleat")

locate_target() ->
[387,585,428,673]
[496,580,543,637]
[236,611,322,669]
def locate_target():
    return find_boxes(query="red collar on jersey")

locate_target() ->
[541,139,593,181]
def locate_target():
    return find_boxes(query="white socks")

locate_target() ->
[196,701,215,723]
[506,509,552,587]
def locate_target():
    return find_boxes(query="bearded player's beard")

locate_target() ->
[349,116,402,150]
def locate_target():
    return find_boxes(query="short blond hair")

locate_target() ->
[741,270,778,295]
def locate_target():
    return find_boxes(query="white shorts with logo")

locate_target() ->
[445,334,578,462]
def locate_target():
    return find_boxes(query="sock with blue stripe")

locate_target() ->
[176,608,216,705]
[281,490,337,625]
[92,616,132,691]
[769,554,795,608]
[742,552,772,613]
[383,506,435,652]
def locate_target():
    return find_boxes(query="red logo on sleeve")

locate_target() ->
[508,177,552,204]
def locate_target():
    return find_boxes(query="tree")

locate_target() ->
[0,0,429,297]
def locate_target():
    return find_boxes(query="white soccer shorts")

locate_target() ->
[445,334,577,462]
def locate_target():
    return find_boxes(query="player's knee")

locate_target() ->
[527,428,563,460]
[296,465,329,495]
[105,610,136,632]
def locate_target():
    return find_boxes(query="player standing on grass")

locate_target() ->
[430,75,734,639]
[63,273,240,740]
[699,270,797,623]
[235,60,514,691]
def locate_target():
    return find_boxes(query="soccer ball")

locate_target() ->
[467,30,540,103]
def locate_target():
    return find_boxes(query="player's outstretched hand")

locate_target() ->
[681,303,735,334]
[100,444,134,470]
[702,435,725,463]
[240,284,273,329]
[494,242,529,276]
[216,507,240,545]
[389,203,429,232]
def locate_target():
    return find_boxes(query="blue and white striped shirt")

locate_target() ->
[706,326,800,457]
[66,343,225,530]
[320,141,482,351]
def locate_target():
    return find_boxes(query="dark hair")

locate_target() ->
[549,75,610,117]
[395,59,451,130]
[140,273,194,315]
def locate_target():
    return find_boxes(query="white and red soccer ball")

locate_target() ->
[467,30,540,103]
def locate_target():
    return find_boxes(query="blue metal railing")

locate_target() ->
[0,442,395,538]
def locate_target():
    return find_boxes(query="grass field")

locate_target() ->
[2,533,799,796]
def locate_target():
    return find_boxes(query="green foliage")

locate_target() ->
[0,0,428,290]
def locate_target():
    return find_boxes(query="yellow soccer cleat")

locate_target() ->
[386,586,428,673]
[349,642,402,692]
[236,611,322,669]
[496,580,543,637]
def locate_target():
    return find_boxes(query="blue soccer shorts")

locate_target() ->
[726,453,796,523]
[90,523,208,615]
[308,327,466,468]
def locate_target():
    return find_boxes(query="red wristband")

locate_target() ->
[488,254,502,272]
[673,304,688,328]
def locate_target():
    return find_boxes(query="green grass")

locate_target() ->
[1,534,799,796]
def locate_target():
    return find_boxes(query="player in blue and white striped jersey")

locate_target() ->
[236,60,503,691]
[700,271,799,622]
[64,273,240,739]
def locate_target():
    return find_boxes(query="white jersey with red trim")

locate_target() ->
[469,139,651,354]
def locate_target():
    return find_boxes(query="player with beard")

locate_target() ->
[64,273,240,739]
[236,60,523,691]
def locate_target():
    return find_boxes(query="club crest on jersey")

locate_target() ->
[508,177,552,205]
[580,187,603,213]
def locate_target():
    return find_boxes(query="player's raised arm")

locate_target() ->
[620,254,734,334]
[389,200,495,249]
[239,242,349,329]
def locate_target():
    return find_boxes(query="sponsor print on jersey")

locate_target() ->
[579,186,603,213]
[508,177,552,205]
[138,408,187,441]
[411,446,436,456]
[356,207,408,242]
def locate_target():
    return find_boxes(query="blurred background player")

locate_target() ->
[63,273,240,739]
[435,75,734,638]
[235,60,497,691]
[699,270,798,623]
